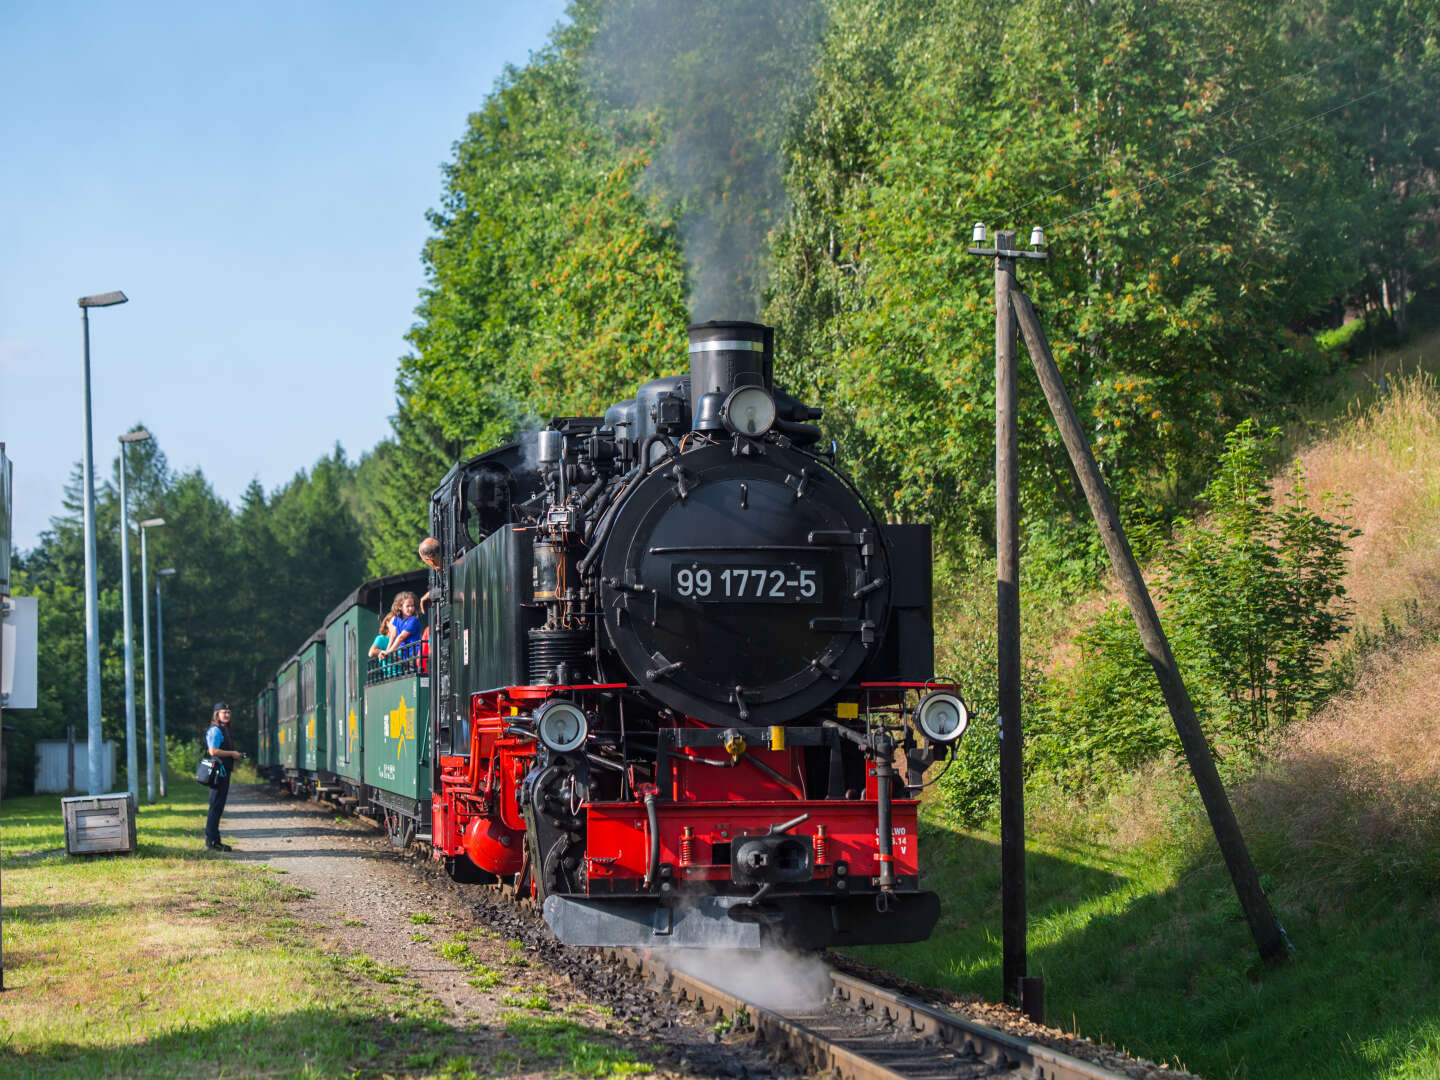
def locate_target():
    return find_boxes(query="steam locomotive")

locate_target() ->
[256,320,970,950]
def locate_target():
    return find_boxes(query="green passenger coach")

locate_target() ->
[324,588,372,791]
[359,570,431,846]
[255,571,430,831]
[277,658,300,778]
[298,632,326,776]
[256,683,278,778]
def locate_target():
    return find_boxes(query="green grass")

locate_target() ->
[0,786,654,1078]
[851,793,1440,1079]
[502,1013,651,1077]
[438,937,504,990]
[500,988,553,1011]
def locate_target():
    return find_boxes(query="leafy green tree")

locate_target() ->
[3,432,370,794]
[769,0,1358,551]
[400,7,689,449]
[1278,0,1440,331]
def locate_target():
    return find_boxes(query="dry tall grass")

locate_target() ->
[1232,365,1440,892]
[1290,367,1440,629]
[1236,635,1440,896]
[1070,358,1440,877]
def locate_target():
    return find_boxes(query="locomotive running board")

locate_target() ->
[543,891,940,950]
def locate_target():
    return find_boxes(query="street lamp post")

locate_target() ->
[79,290,128,794]
[118,429,152,803]
[156,568,176,798]
[139,517,165,803]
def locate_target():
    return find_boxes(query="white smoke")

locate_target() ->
[584,0,827,322]
[667,947,834,1016]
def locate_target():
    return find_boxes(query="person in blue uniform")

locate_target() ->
[204,703,244,851]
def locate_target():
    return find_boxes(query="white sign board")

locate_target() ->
[2,595,38,709]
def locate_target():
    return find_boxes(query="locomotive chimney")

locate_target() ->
[688,321,774,432]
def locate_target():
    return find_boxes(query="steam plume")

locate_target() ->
[585,0,827,321]
[667,948,833,1015]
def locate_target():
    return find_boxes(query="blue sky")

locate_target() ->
[1,0,571,551]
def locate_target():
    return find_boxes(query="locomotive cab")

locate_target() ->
[428,322,960,949]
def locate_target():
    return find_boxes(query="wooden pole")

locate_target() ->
[1010,288,1290,963]
[994,232,1029,1008]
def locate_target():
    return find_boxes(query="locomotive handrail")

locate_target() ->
[645,544,815,553]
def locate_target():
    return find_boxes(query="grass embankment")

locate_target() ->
[855,331,1440,1079]
[1,782,648,1078]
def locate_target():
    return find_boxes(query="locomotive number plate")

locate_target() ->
[671,563,822,603]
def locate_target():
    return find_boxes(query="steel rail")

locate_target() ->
[611,948,1130,1080]
[288,786,1134,1079]
[829,970,1130,1080]
[610,948,911,1080]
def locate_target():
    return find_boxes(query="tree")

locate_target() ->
[768,0,1360,553]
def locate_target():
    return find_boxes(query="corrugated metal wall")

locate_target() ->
[34,739,116,793]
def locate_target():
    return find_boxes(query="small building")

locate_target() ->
[34,738,116,794]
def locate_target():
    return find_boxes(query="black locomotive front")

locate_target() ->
[427,321,951,949]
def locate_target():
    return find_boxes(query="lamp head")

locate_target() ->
[118,428,152,444]
[78,291,128,308]
[157,568,177,577]
[140,517,166,529]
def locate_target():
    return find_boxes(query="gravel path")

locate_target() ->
[218,785,1187,1080]
[220,784,786,1078]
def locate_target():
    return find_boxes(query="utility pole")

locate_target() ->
[139,517,165,802]
[969,226,1049,1019]
[156,567,176,798]
[1009,290,1290,964]
[994,229,1026,1016]
[117,431,146,802]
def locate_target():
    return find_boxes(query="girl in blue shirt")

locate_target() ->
[384,592,425,671]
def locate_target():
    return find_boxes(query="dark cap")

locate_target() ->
[213,702,230,714]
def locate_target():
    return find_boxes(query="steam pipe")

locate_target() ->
[583,469,634,543]
[578,474,607,511]
[774,417,822,441]
[643,791,660,889]
[875,735,896,891]
[823,719,869,749]
[577,436,678,576]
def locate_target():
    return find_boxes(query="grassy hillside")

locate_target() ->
[857,328,1440,1079]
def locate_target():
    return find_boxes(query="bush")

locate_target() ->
[934,622,1053,827]
[1048,420,1358,780]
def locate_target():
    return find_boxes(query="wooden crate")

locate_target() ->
[62,793,137,856]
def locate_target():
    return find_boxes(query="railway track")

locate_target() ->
[294,785,1145,1079]
[611,947,1133,1080]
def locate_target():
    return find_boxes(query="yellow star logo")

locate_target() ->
[388,695,416,761]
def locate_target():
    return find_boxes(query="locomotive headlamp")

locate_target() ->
[720,385,777,437]
[914,691,970,745]
[536,700,588,754]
